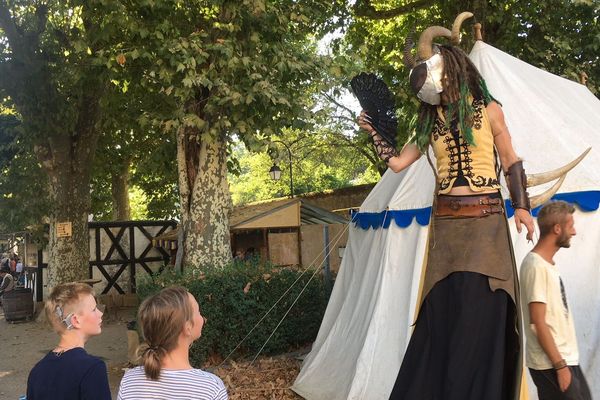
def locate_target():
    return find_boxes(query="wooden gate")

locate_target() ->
[89,220,177,294]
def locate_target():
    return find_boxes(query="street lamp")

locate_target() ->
[268,164,282,181]
[268,140,294,198]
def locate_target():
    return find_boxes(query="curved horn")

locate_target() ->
[530,175,566,209]
[527,147,591,187]
[403,31,416,69]
[451,12,474,44]
[417,26,451,61]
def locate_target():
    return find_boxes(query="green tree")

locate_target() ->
[229,128,379,205]
[91,110,179,222]
[351,1,597,88]
[114,0,345,270]
[0,113,49,237]
[0,1,132,285]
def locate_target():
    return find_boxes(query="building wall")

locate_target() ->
[300,223,349,274]
[298,183,375,215]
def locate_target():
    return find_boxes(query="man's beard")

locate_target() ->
[556,233,571,248]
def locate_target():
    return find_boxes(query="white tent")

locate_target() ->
[292,41,600,400]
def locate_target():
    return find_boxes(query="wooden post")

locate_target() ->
[263,228,269,262]
[474,23,483,41]
[129,225,136,293]
[36,249,44,302]
[297,227,303,267]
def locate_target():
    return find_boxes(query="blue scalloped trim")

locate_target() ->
[351,208,432,229]
[352,191,600,230]
[505,190,600,217]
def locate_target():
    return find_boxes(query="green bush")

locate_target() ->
[136,260,329,366]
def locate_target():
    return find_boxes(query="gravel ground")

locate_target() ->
[0,306,132,399]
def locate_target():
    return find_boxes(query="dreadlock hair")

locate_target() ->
[411,45,499,152]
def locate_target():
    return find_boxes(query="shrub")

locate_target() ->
[136,260,329,367]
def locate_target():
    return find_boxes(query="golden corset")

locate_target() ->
[430,99,501,194]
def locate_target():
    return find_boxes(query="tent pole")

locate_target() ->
[322,225,332,295]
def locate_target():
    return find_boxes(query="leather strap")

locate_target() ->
[505,160,531,211]
[435,194,504,218]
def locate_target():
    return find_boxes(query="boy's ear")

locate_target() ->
[67,313,80,330]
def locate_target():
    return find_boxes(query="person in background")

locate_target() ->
[117,286,228,400]
[232,249,244,262]
[15,256,24,285]
[0,264,15,305]
[520,201,592,399]
[9,254,17,275]
[26,282,110,400]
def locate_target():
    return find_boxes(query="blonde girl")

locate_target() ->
[117,286,228,400]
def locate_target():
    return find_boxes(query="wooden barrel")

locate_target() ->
[3,288,34,322]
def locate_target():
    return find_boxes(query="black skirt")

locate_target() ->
[388,272,518,400]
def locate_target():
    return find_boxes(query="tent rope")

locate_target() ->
[220,218,354,366]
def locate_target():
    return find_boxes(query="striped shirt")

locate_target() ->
[117,367,228,400]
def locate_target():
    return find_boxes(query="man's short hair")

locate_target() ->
[537,201,576,237]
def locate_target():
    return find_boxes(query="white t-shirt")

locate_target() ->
[520,251,579,369]
[117,367,228,400]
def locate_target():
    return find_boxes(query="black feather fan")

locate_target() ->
[350,73,398,148]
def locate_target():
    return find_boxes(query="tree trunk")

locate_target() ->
[177,128,232,270]
[111,160,131,221]
[43,132,98,287]
[35,95,101,288]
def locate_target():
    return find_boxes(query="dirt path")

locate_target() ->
[0,307,306,399]
[0,308,132,399]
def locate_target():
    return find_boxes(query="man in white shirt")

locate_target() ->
[520,201,592,399]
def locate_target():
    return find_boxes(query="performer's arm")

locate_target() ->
[529,301,572,392]
[358,111,421,173]
[487,101,535,240]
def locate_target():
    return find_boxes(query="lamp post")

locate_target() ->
[268,140,294,198]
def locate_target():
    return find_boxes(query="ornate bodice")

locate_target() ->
[430,99,501,194]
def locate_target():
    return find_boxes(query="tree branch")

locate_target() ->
[322,92,356,117]
[0,1,22,48]
[329,129,378,166]
[353,0,435,20]
[33,4,48,36]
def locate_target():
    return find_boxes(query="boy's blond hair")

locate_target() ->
[44,282,94,334]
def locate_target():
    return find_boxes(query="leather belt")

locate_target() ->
[435,194,504,218]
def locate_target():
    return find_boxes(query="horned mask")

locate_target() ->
[405,12,473,105]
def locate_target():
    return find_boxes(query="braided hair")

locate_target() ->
[411,45,498,152]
